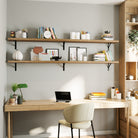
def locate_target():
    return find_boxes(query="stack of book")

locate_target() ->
[93,53,105,61]
[101,31,113,40]
[89,92,106,100]
[38,27,57,39]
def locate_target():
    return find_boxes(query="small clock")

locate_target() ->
[44,31,51,39]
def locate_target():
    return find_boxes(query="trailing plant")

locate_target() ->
[128,29,138,46]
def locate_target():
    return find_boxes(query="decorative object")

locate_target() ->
[101,30,113,40]
[69,47,77,61]
[46,49,59,58]
[39,53,50,61]
[15,30,22,38]
[70,32,80,39]
[51,56,62,61]
[128,75,134,80]
[31,47,43,61]
[132,18,136,23]
[10,31,15,38]
[12,50,23,60]
[9,97,16,105]
[44,31,51,39]
[77,47,87,61]
[128,30,138,45]
[81,31,90,40]
[18,95,23,104]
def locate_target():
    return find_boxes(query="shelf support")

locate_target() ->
[107,43,111,51]
[107,63,111,71]
[63,42,65,50]
[63,63,65,71]
[15,63,17,71]
[15,41,17,50]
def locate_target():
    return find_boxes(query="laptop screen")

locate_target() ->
[55,91,71,102]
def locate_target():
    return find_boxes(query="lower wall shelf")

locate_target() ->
[7,60,119,71]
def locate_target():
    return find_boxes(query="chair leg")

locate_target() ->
[78,129,80,138]
[91,121,95,138]
[58,123,60,138]
[71,124,73,138]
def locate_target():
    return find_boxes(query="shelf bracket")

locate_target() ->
[63,63,65,71]
[15,63,17,71]
[107,43,111,51]
[107,63,111,71]
[63,42,65,50]
[15,41,17,50]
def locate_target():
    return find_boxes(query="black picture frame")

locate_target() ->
[46,48,59,58]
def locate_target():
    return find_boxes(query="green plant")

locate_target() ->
[17,84,28,100]
[128,30,138,45]
[12,83,18,95]
[11,83,28,101]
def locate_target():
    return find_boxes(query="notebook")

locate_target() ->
[55,91,71,102]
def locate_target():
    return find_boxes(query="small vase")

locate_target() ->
[12,50,23,60]
[126,46,137,61]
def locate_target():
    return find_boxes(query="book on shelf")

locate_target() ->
[102,50,113,61]
[89,92,106,100]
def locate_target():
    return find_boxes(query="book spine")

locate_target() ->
[102,50,108,61]
[49,27,55,39]
[52,28,57,39]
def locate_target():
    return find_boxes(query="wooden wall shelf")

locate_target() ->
[8,38,119,44]
[8,60,119,71]
[126,22,138,26]
[8,60,119,64]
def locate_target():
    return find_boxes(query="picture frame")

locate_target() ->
[69,47,77,61]
[46,48,59,58]
[77,47,87,61]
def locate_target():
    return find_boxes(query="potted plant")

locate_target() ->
[11,83,18,104]
[17,83,28,102]
[11,83,28,103]
[127,29,138,61]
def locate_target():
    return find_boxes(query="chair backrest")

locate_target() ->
[63,102,94,123]
[130,99,138,116]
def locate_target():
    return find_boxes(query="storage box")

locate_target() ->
[39,53,50,61]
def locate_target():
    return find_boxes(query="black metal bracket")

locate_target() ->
[15,63,17,71]
[15,40,17,50]
[107,63,111,71]
[107,43,111,51]
[63,63,65,71]
[63,42,65,50]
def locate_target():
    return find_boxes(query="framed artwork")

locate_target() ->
[69,47,77,61]
[46,48,59,58]
[77,47,87,61]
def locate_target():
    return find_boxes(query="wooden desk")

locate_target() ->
[4,99,129,138]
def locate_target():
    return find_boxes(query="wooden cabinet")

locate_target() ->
[119,0,138,137]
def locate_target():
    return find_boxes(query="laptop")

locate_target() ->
[55,91,71,102]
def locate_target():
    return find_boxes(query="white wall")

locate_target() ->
[7,0,119,137]
[0,0,7,138]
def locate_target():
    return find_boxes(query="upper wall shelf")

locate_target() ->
[126,22,138,26]
[8,38,119,43]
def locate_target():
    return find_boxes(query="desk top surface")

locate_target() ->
[4,99,128,112]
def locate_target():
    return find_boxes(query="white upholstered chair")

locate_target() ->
[57,102,95,138]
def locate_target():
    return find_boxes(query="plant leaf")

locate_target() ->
[17,84,28,88]
[12,83,18,92]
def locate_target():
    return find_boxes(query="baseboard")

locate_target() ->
[12,130,117,138]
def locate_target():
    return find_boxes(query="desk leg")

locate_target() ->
[8,112,13,138]
[117,109,119,135]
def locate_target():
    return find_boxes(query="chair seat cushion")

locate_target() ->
[129,116,138,128]
[59,120,91,129]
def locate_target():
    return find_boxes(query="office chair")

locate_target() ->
[57,102,95,138]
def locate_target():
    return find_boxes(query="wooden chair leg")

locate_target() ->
[71,124,73,138]
[78,129,80,138]
[91,121,95,138]
[58,123,60,138]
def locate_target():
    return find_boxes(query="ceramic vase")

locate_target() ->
[12,50,23,60]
